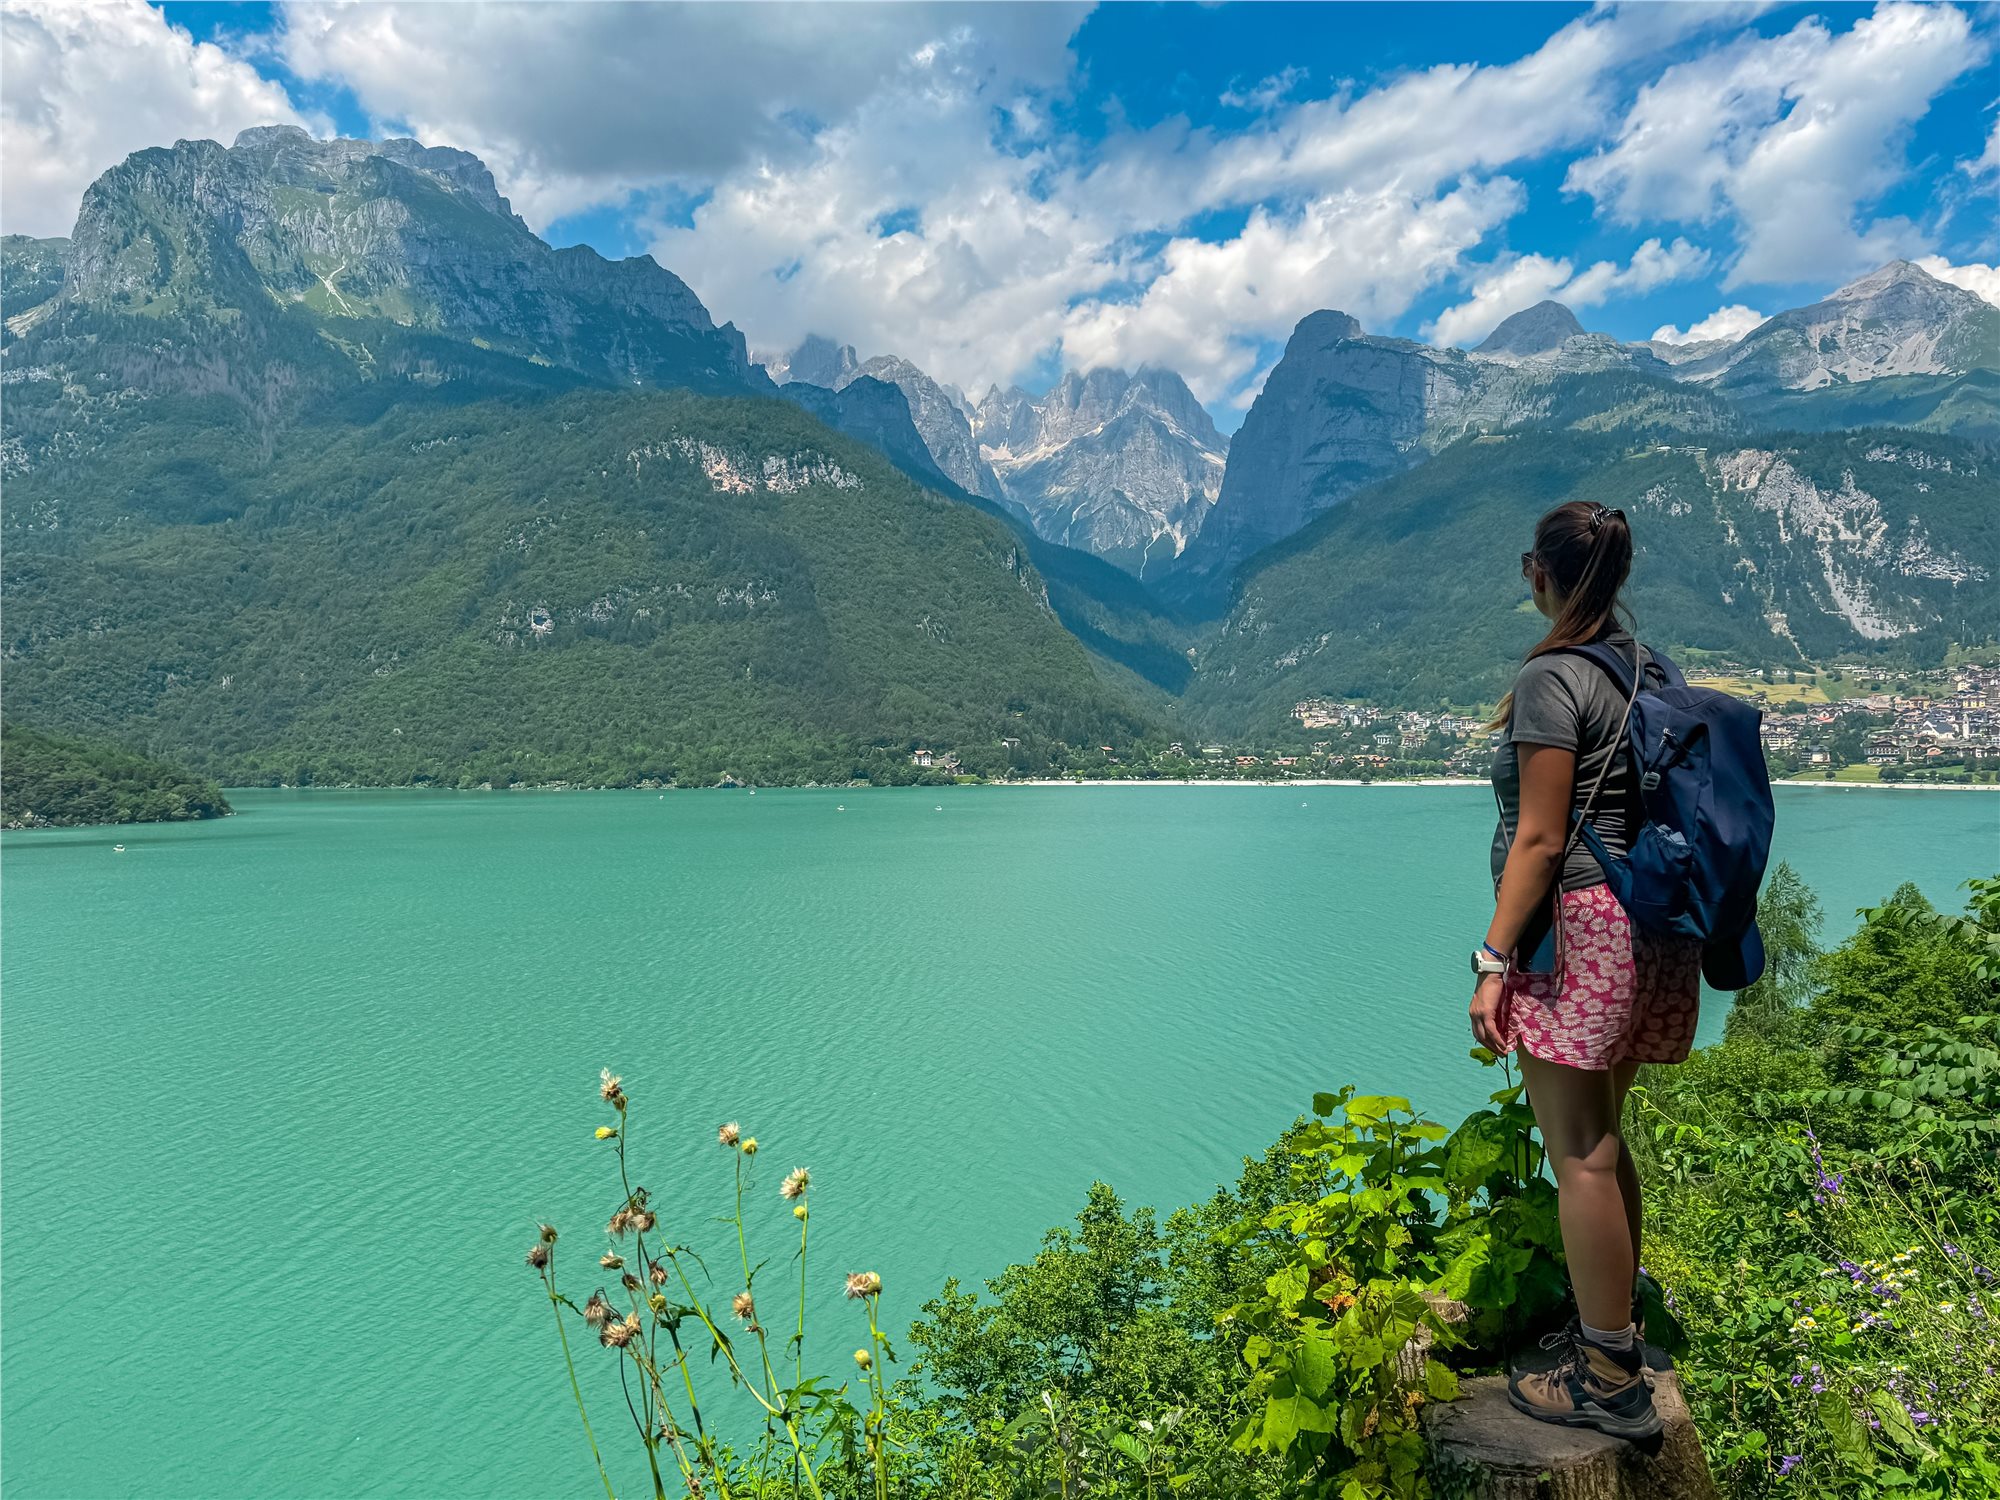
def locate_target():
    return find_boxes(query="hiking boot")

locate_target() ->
[1507,1322,1663,1441]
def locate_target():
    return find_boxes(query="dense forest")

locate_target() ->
[1,722,231,827]
[3,387,1161,786]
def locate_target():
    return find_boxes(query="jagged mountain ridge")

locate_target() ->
[760,340,1006,502]
[762,340,1231,576]
[1180,261,2000,586]
[971,367,1230,578]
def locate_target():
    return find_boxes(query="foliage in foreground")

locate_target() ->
[530,869,2000,1499]
[0,720,232,827]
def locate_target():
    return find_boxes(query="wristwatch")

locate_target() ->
[1470,946,1508,977]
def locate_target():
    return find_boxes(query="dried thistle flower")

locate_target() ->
[631,1209,657,1234]
[608,1209,634,1237]
[649,1261,669,1287]
[601,1252,625,1270]
[601,1313,640,1348]
[622,1272,643,1294]
[538,1223,559,1244]
[845,1271,882,1300]
[781,1167,811,1201]
[583,1290,613,1327]
[599,1068,625,1107]
[718,1122,741,1148]
[732,1291,756,1323]
[526,1242,551,1271]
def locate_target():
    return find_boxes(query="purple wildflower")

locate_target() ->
[1790,1373,1806,1388]
[1778,1456,1801,1477]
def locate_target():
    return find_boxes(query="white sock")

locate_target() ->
[1581,1318,1637,1353]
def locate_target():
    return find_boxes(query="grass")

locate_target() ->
[1701,674,1836,705]
[1786,763,1884,782]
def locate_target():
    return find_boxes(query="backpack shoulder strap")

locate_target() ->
[1555,638,1644,697]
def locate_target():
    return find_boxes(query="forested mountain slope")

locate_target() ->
[3,389,1155,785]
[1186,428,1996,735]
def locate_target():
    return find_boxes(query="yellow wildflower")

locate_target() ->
[854,1348,873,1369]
[596,1126,617,1140]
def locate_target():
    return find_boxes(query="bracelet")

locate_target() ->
[1481,942,1508,963]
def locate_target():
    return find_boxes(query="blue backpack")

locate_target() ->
[1557,641,1775,991]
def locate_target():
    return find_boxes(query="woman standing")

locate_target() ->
[1468,500,1703,1443]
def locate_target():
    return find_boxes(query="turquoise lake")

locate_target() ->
[4,785,1995,1497]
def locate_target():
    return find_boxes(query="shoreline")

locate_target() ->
[197,777,1997,794]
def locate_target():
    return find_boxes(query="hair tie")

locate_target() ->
[1589,505,1623,535]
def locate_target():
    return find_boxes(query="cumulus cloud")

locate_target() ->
[1916,255,2000,307]
[1565,3,1986,288]
[276,1,1087,230]
[1064,181,1526,401]
[1651,304,1768,345]
[0,0,310,238]
[1425,236,1711,346]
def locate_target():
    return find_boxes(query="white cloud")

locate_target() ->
[1220,67,1307,114]
[1063,180,1526,401]
[1915,255,2000,308]
[1969,121,2000,190]
[1425,236,1711,346]
[1651,304,1768,345]
[276,1,1087,230]
[1565,3,1986,288]
[0,0,310,238]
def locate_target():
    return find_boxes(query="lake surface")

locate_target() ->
[4,785,1994,1497]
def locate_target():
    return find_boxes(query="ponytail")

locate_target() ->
[1491,502,1633,728]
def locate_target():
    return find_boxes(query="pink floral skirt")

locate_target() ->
[1499,883,1703,1070]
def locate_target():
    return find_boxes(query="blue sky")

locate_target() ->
[6,1,1997,428]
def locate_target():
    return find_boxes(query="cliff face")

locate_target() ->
[1183,312,1477,580]
[973,367,1229,578]
[33,125,762,396]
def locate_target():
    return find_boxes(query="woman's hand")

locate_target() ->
[1470,971,1507,1052]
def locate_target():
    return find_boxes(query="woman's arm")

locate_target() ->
[1471,741,1575,1050]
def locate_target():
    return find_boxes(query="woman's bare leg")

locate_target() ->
[1521,1053,1632,1332]
[1612,1060,1643,1277]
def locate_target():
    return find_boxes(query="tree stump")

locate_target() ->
[1421,1368,1718,1500]
[1396,1294,1473,1385]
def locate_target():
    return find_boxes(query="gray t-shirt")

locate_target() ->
[1489,634,1641,893]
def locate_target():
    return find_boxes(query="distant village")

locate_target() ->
[903,663,2000,785]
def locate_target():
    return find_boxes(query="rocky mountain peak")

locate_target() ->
[761,334,859,388]
[1698,259,2000,396]
[970,363,1230,577]
[37,130,760,400]
[1474,300,1586,359]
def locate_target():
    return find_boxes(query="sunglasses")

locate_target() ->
[1520,551,1537,579]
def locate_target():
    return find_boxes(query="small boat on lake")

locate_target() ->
[113,844,126,852]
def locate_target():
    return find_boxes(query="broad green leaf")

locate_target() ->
[1818,1390,1874,1469]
